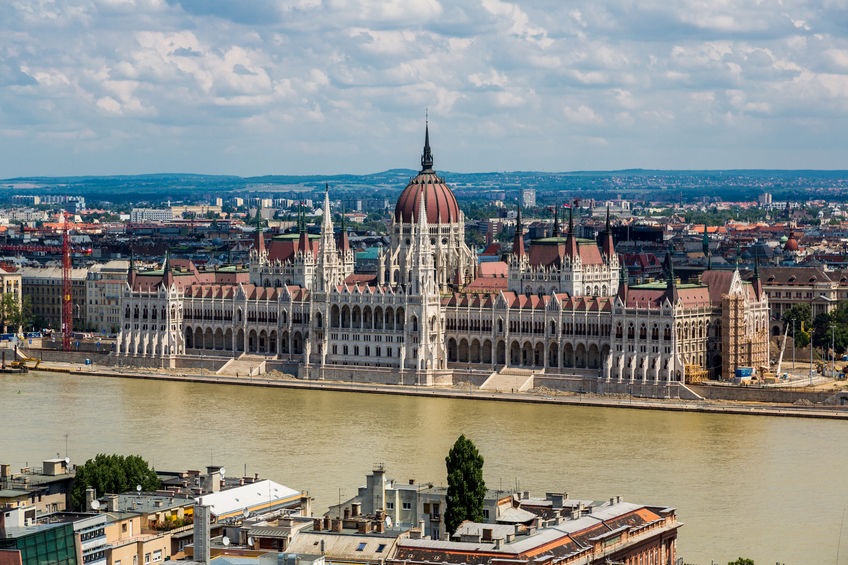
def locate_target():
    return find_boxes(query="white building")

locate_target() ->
[130,208,173,223]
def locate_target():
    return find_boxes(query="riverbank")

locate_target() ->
[26,360,848,420]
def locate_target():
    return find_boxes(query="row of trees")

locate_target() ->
[781,303,848,355]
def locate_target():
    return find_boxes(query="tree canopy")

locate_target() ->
[444,434,487,536]
[0,294,32,333]
[728,558,754,565]
[71,453,160,510]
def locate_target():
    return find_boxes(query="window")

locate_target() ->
[386,501,394,510]
[402,502,411,510]
[152,550,162,562]
[483,509,490,520]
[356,543,366,552]
[376,544,386,553]
[145,553,151,564]
[423,503,430,513]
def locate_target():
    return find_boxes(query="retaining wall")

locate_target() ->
[689,384,835,404]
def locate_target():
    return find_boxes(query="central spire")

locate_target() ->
[421,114,434,172]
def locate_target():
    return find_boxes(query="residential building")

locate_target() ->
[520,189,536,208]
[20,267,88,331]
[130,209,173,224]
[86,261,130,334]
[0,459,75,515]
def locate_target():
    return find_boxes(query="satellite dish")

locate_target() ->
[247,537,254,546]
[222,536,230,547]
[220,467,226,477]
[136,485,142,492]
[90,500,100,510]
[64,457,70,465]
[243,509,250,518]
[385,516,392,528]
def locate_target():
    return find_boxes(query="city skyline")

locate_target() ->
[3,0,848,177]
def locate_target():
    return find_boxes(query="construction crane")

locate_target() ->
[62,212,72,351]
[0,214,91,351]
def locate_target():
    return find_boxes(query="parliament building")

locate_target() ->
[116,127,769,393]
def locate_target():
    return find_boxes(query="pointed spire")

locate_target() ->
[255,207,265,255]
[702,223,711,269]
[513,205,525,258]
[753,255,763,300]
[552,205,559,237]
[601,205,615,258]
[129,234,135,272]
[564,205,578,258]
[665,245,675,291]
[617,262,629,302]
[321,183,333,232]
[162,248,174,288]
[420,113,434,172]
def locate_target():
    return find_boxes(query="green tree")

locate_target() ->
[71,454,160,510]
[0,294,31,333]
[782,304,811,332]
[445,434,487,536]
[728,558,754,565]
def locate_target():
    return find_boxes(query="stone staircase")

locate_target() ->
[480,367,536,392]
[216,354,267,377]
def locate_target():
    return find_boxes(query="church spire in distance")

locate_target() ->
[421,111,434,172]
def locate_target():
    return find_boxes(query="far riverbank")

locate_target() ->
[25,361,848,420]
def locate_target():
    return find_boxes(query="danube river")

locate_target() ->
[3,371,847,564]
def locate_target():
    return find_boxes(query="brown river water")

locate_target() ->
[2,371,847,564]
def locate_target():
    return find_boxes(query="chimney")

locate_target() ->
[376,520,385,533]
[0,464,10,478]
[609,498,615,506]
[323,516,330,530]
[357,521,368,534]
[482,528,493,542]
[106,494,119,512]
[409,479,415,485]
[332,519,342,532]
[351,502,361,517]
[493,538,503,550]
[313,519,322,531]
[85,488,96,511]
[344,508,350,520]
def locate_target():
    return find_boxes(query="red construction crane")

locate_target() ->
[0,215,91,351]
[62,212,72,352]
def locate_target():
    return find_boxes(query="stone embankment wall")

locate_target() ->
[689,384,836,404]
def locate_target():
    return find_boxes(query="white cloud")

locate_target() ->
[1,0,848,175]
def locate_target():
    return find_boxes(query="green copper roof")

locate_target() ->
[272,233,320,240]
[532,237,596,245]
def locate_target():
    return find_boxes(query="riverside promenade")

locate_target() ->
[27,360,848,420]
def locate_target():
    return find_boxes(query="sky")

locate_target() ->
[2,0,848,177]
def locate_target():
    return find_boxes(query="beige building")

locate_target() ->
[0,265,22,330]
[758,266,842,336]
[20,266,88,331]
[87,260,130,334]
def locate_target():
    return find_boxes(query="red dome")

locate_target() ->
[784,236,799,251]
[394,171,461,224]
